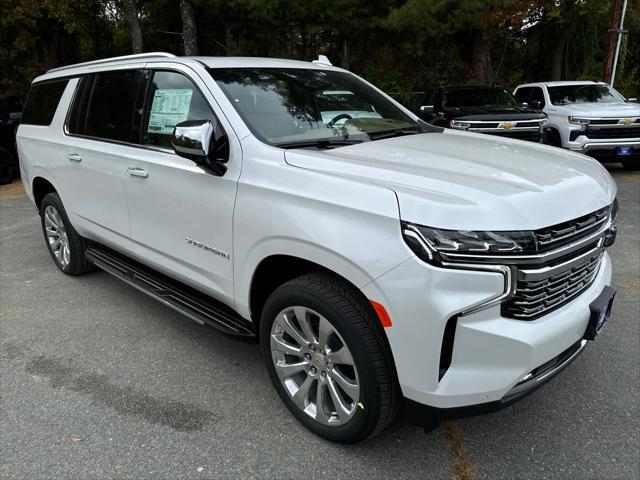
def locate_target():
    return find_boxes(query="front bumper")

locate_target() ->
[403,337,587,427]
[361,251,612,411]
[566,128,640,154]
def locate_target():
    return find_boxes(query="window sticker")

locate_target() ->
[147,89,193,135]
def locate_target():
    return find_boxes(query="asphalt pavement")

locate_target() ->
[1,166,638,479]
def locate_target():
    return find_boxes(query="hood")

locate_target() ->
[284,130,616,231]
[555,102,640,116]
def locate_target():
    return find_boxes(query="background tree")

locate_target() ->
[0,0,638,99]
[122,0,143,53]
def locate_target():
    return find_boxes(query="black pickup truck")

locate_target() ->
[416,86,549,143]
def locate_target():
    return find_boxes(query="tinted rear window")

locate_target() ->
[21,80,69,125]
[84,70,146,142]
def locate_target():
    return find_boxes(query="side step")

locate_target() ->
[85,246,256,338]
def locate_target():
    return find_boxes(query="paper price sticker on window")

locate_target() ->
[147,89,193,135]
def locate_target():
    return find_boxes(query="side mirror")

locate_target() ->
[172,120,226,176]
[521,102,528,108]
[420,105,434,114]
[529,100,543,110]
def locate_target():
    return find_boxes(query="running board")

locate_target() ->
[85,246,256,338]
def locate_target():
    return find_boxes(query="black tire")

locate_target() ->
[622,159,639,170]
[548,129,562,147]
[260,272,399,443]
[40,192,93,275]
[0,147,15,185]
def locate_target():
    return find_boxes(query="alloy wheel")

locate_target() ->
[44,205,70,268]
[270,306,360,426]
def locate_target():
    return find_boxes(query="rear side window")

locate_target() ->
[21,80,69,125]
[67,75,93,135]
[83,70,147,142]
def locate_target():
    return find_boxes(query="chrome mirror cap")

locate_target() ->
[172,120,214,159]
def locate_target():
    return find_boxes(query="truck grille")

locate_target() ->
[534,205,610,253]
[488,130,541,142]
[585,126,640,139]
[502,250,604,320]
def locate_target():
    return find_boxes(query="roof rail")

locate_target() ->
[47,52,177,74]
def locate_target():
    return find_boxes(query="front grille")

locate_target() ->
[486,130,541,142]
[585,126,640,139]
[534,206,610,252]
[503,251,604,320]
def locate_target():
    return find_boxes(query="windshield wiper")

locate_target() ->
[367,127,422,141]
[276,138,365,149]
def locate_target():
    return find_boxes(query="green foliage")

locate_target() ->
[0,0,638,98]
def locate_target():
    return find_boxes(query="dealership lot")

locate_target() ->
[0,166,638,479]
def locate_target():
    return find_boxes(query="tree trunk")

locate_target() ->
[341,39,350,69]
[470,31,492,84]
[123,0,143,53]
[550,28,571,80]
[180,0,199,56]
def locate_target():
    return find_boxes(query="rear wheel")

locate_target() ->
[40,192,92,275]
[260,272,399,443]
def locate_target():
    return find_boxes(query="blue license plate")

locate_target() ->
[616,146,634,156]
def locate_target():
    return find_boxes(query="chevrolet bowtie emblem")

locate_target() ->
[500,122,514,129]
[622,118,633,126]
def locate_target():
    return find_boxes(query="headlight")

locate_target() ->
[610,197,619,223]
[539,118,549,126]
[568,116,590,125]
[450,119,471,130]
[402,223,536,265]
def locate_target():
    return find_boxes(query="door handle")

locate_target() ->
[127,167,148,178]
[67,153,82,163]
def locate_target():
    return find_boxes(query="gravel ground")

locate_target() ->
[1,165,638,479]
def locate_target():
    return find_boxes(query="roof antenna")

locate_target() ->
[312,55,332,66]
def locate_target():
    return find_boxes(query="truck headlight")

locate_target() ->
[568,116,590,125]
[450,120,471,130]
[402,223,536,265]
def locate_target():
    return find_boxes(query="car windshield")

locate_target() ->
[208,68,420,147]
[443,88,520,108]
[548,84,624,105]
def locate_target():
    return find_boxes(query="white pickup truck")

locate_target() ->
[514,81,639,169]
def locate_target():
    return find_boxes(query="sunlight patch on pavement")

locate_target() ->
[0,181,25,200]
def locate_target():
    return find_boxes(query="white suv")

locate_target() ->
[514,81,640,168]
[18,53,618,443]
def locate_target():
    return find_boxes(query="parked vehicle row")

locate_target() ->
[408,80,639,169]
[17,53,618,443]
[514,81,639,169]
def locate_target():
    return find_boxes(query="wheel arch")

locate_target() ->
[32,176,58,211]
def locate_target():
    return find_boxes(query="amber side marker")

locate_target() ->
[370,300,392,328]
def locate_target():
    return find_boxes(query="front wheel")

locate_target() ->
[260,272,399,443]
